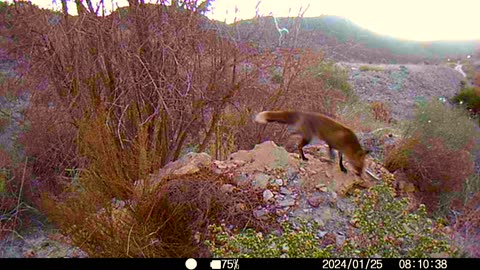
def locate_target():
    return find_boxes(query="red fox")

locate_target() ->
[255,110,369,175]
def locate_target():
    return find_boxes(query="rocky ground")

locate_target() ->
[0,223,87,258]
[134,141,389,250]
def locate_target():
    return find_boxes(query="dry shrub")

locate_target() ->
[451,190,480,257]
[0,148,34,239]
[385,100,479,212]
[385,136,474,213]
[18,104,77,195]
[384,137,419,173]
[38,110,269,257]
[1,1,264,191]
[0,148,15,238]
[407,138,473,212]
[474,72,480,88]
[43,168,268,257]
[370,101,392,123]
[0,117,9,133]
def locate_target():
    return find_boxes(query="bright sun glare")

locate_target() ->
[23,0,480,41]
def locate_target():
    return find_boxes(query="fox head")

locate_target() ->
[352,149,371,176]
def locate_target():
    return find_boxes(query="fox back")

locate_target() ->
[255,111,367,175]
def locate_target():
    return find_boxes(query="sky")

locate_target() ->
[21,0,480,41]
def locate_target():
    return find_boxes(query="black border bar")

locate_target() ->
[0,258,479,270]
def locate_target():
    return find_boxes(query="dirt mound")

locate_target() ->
[130,141,391,248]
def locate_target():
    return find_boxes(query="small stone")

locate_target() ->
[194,232,201,243]
[350,218,360,227]
[307,196,323,208]
[319,187,328,192]
[337,200,354,214]
[315,183,326,189]
[277,197,295,207]
[23,249,36,258]
[279,187,292,195]
[336,232,346,247]
[313,216,325,227]
[442,226,452,234]
[253,209,269,220]
[233,173,249,186]
[275,179,284,186]
[214,161,228,169]
[317,230,328,238]
[263,189,274,202]
[287,168,298,181]
[220,184,235,193]
[325,171,332,178]
[275,208,287,216]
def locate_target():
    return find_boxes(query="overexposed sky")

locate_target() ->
[24,0,480,41]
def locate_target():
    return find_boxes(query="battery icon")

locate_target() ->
[210,260,222,269]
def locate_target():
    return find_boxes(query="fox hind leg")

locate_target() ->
[328,145,336,161]
[298,137,311,161]
[338,152,348,173]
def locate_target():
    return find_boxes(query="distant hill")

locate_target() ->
[216,15,480,64]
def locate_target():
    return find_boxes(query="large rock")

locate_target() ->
[135,152,213,192]
[229,141,289,171]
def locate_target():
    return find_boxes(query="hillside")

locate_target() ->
[338,62,464,119]
[222,15,480,64]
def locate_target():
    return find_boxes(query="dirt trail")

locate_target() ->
[454,63,467,78]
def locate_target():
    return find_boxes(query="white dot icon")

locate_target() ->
[186,258,197,270]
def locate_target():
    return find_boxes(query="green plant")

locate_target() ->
[337,100,385,133]
[406,99,477,151]
[359,65,384,72]
[206,221,334,258]
[306,60,354,100]
[452,86,480,116]
[343,181,455,258]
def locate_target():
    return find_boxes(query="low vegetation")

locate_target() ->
[207,179,455,258]
[452,86,480,123]
[386,100,478,213]
[359,65,384,72]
